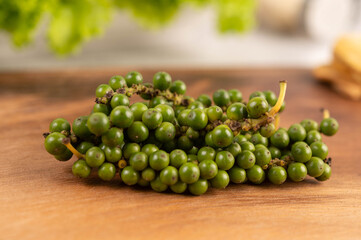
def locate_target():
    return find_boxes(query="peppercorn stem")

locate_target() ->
[62,138,85,159]
[274,114,280,130]
[242,81,287,131]
[269,80,287,116]
[96,84,188,106]
[323,109,330,119]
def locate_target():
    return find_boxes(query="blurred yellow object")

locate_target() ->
[334,34,361,74]
[314,34,361,100]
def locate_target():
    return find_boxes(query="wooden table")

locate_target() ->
[1,68,360,240]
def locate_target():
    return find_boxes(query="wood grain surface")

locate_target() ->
[1,68,360,240]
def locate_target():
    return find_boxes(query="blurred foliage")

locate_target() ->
[0,0,256,55]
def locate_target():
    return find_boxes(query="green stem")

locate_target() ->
[228,81,287,132]
[96,84,189,106]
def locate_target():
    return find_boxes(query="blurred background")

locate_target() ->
[0,0,360,71]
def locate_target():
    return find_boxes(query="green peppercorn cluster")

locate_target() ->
[44,71,339,195]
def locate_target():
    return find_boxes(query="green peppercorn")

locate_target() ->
[141,168,156,182]
[212,125,234,148]
[197,94,212,107]
[130,102,148,121]
[306,130,322,145]
[110,94,130,108]
[215,151,235,170]
[254,147,271,166]
[121,166,139,185]
[149,96,166,108]
[213,89,231,107]
[72,116,92,139]
[110,106,134,129]
[98,163,116,181]
[320,118,339,136]
[226,103,248,120]
[263,90,277,106]
[291,142,312,163]
[288,124,307,142]
[228,89,243,102]
[249,91,266,100]
[239,141,255,152]
[85,147,105,168]
[129,152,148,171]
[104,146,122,163]
[246,165,265,184]
[306,157,325,177]
[125,71,143,87]
[188,101,205,110]
[169,80,186,95]
[160,166,178,185]
[316,163,331,181]
[269,146,281,159]
[228,167,247,184]
[236,150,256,169]
[44,132,67,155]
[54,149,73,161]
[49,118,70,133]
[93,104,111,115]
[177,109,191,126]
[170,149,188,168]
[287,162,307,182]
[188,179,208,195]
[270,129,290,149]
[187,109,208,130]
[225,142,242,157]
[102,127,124,147]
[247,97,269,118]
[141,144,159,156]
[250,133,268,146]
[260,123,276,138]
[109,75,126,90]
[199,159,218,179]
[300,119,318,132]
[153,72,172,90]
[179,162,200,184]
[123,143,141,159]
[142,109,163,130]
[150,175,168,192]
[267,166,287,184]
[170,181,187,193]
[155,104,175,122]
[149,150,170,171]
[206,106,223,122]
[72,159,91,178]
[127,121,149,143]
[177,135,193,151]
[155,122,176,142]
[95,84,113,98]
[210,170,230,189]
[310,141,328,159]
[233,134,247,144]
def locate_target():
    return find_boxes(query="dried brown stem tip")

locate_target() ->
[42,132,50,138]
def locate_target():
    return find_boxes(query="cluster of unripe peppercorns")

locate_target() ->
[43,71,338,195]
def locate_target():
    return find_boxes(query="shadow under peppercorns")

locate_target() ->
[62,165,323,195]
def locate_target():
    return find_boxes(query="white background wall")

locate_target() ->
[0,5,360,71]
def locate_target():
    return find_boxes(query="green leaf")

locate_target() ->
[0,0,257,55]
[47,0,113,55]
[216,0,257,33]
